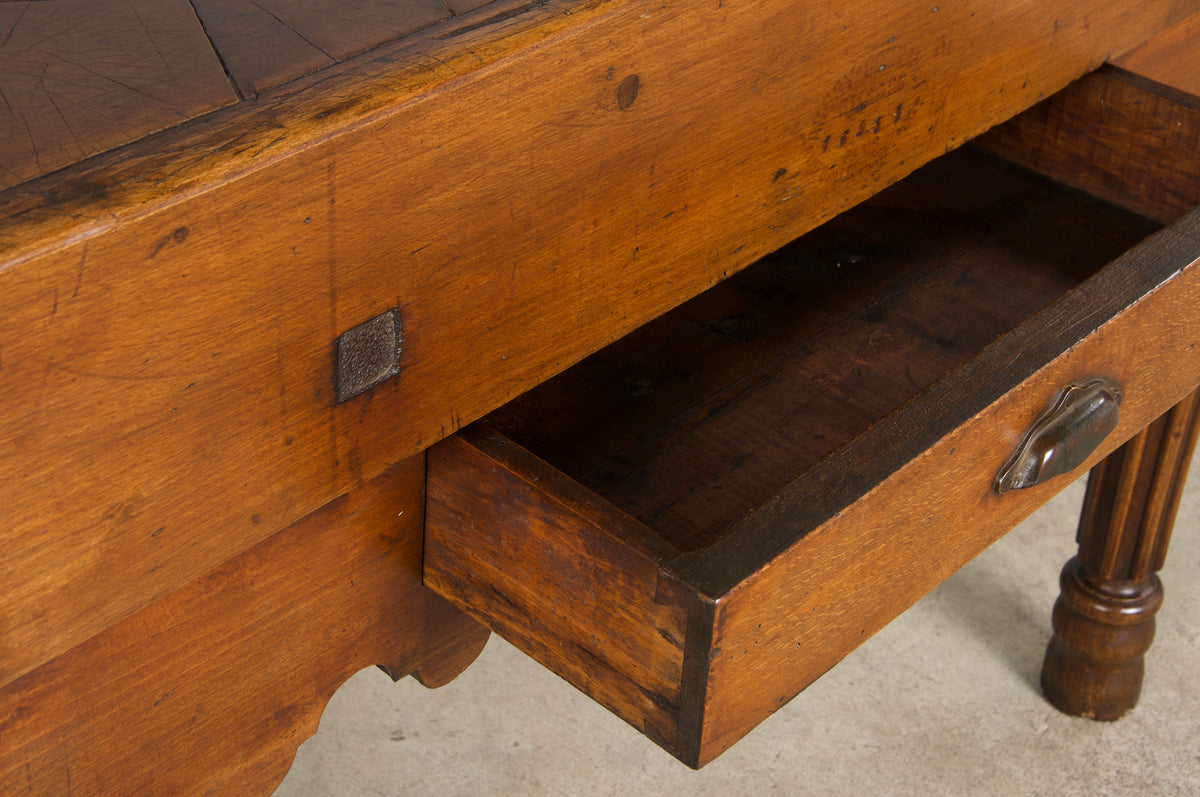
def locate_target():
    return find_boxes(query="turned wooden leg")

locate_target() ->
[1042,389,1200,720]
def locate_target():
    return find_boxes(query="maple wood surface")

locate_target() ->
[0,456,489,796]
[4,0,1196,694]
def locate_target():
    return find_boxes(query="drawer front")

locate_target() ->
[425,73,1200,767]
[693,222,1200,761]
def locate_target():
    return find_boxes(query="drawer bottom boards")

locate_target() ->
[426,72,1200,766]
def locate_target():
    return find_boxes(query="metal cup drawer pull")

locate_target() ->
[994,378,1123,493]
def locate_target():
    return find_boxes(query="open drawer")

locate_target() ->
[425,68,1200,767]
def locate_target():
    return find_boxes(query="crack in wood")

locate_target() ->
[186,0,245,99]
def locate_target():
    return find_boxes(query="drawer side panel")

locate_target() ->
[425,429,696,753]
[978,67,1200,225]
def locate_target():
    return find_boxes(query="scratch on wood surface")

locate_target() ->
[73,244,86,297]
[433,0,547,39]
[127,0,177,91]
[251,134,287,158]
[43,88,85,157]
[43,49,184,116]
[325,149,340,495]
[48,361,170,383]
[249,0,335,61]
[426,52,461,76]
[17,109,41,170]
[1,1,30,49]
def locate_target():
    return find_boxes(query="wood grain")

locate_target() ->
[447,0,499,14]
[698,210,1200,763]
[427,427,698,753]
[1035,11,1200,722]
[1113,11,1200,97]
[429,147,1200,764]
[487,149,1158,553]
[0,455,489,796]
[0,0,236,189]
[1042,390,1200,720]
[0,0,606,695]
[189,0,451,96]
[977,66,1200,225]
[3,0,1194,691]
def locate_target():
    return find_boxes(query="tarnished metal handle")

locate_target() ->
[994,378,1122,494]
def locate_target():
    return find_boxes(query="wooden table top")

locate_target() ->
[0,0,504,191]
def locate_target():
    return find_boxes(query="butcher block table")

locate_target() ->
[4,1,1200,791]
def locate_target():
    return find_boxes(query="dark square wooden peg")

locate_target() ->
[335,309,402,403]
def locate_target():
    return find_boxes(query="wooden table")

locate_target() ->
[4,1,1200,791]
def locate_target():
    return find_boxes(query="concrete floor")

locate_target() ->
[275,460,1200,796]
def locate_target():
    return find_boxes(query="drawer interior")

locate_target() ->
[484,146,1161,555]
[427,66,1200,768]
